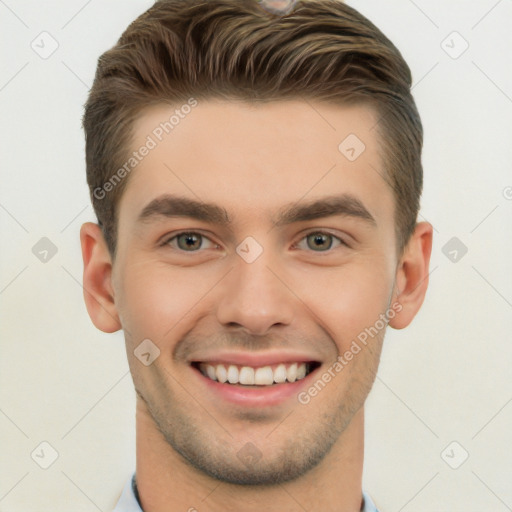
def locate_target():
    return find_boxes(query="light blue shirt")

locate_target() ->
[113,473,379,511]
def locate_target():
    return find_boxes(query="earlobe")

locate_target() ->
[388,222,433,330]
[79,222,122,333]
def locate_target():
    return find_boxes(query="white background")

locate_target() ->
[0,0,511,511]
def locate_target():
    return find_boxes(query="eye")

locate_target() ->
[162,231,217,252]
[295,231,347,252]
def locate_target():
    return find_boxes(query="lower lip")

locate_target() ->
[191,364,320,407]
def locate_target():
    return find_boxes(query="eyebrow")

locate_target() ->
[137,193,376,228]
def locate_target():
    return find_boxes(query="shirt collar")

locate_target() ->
[113,473,379,512]
[112,474,143,512]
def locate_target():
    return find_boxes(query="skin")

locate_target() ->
[80,99,432,512]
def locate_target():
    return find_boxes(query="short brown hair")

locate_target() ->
[83,0,423,258]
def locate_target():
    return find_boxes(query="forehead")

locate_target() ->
[118,99,394,233]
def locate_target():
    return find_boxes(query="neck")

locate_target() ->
[135,399,365,512]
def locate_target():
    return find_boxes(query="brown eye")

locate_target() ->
[164,232,216,252]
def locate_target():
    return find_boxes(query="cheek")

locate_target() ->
[115,259,219,347]
[294,259,393,350]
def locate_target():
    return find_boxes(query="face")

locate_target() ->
[112,99,400,485]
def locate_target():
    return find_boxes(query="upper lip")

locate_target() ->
[190,351,320,367]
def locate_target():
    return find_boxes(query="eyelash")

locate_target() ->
[160,230,348,253]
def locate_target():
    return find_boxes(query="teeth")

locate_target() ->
[227,365,239,384]
[216,365,228,383]
[287,363,297,382]
[273,364,287,383]
[198,362,312,386]
[206,365,217,381]
[254,366,274,385]
[239,366,255,385]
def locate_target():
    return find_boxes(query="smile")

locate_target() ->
[189,352,323,407]
[194,362,319,386]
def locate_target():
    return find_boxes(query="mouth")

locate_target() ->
[188,351,323,407]
[191,361,321,387]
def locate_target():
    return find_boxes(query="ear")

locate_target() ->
[79,222,121,333]
[389,221,433,330]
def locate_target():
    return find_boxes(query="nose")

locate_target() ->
[215,252,295,336]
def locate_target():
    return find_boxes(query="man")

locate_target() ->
[80,0,432,510]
